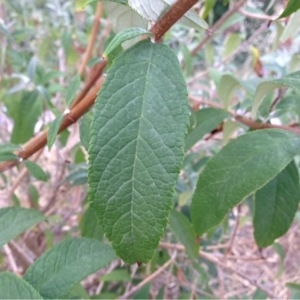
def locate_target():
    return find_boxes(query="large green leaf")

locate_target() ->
[254,161,300,247]
[0,207,45,248]
[185,108,230,151]
[24,238,116,299]
[88,40,189,263]
[278,0,300,18]
[5,91,43,144]
[191,129,300,235]
[252,71,300,118]
[0,272,43,299]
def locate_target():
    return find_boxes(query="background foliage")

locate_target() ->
[1,0,300,299]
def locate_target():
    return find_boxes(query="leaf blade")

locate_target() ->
[0,207,45,248]
[254,161,300,247]
[0,272,43,299]
[24,237,116,299]
[191,129,300,235]
[88,40,189,263]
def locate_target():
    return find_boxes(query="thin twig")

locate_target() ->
[3,244,20,275]
[118,251,177,299]
[78,3,103,76]
[191,0,248,56]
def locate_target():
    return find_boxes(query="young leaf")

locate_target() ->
[5,91,43,144]
[128,0,208,31]
[185,108,230,151]
[191,129,300,235]
[104,27,152,58]
[278,0,300,18]
[252,71,300,118]
[88,40,189,264]
[169,209,199,259]
[254,161,300,247]
[103,2,147,34]
[24,160,49,181]
[0,272,42,299]
[0,207,45,248]
[47,113,64,150]
[24,238,116,299]
[65,75,81,107]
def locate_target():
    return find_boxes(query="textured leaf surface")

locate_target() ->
[185,108,229,151]
[0,207,45,248]
[0,272,42,299]
[24,238,116,299]
[252,71,300,118]
[128,0,208,31]
[278,0,300,18]
[169,209,199,259]
[191,129,300,235]
[254,161,300,247]
[89,40,189,263]
[104,27,151,58]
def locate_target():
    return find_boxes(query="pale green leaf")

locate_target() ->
[202,0,216,19]
[191,129,300,235]
[86,0,128,6]
[278,0,300,18]
[185,108,230,151]
[47,113,64,150]
[169,209,199,259]
[224,33,241,57]
[88,40,189,263]
[65,75,81,107]
[0,207,45,247]
[280,10,300,42]
[104,27,152,58]
[24,238,116,299]
[254,161,300,247]
[0,272,43,299]
[128,0,208,31]
[252,71,300,118]
[79,112,92,151]
[24,160,49,182]
[222,120,242,146]
[5,91,43,144]
[0,152,18,162]
[103,2,147,34]
[101,269,130,282]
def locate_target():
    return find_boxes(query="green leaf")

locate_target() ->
[47,113,64,150]
[280,10,300,42]
[86,0,128,6]
[79,112,93,151]
[101,269,130,282]
[278,0,300,18]
[0,272,43,299]
[0,144,20,162]
[191,129,300,235]
[24,160,49,182]
[169,209,199,259]
[286,282,300,299]
[80,206,104,240]
[88,40,189,264]
[254,161,300,247]
[104,27,152,58]
[223,33,241,57]
[5,91,43,144]
[24,238,116,299]
[0,152,18,162]
[0,207,44,248]
[65,75,81,107]
[252,71,300,118]
[128,0,208,31]
[185,108,230,151]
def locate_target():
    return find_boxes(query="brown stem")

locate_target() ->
[78,3,103,76]
[191,0,247,57]
[0,77,105,173]
[150,0,198,42]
